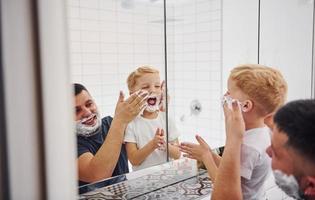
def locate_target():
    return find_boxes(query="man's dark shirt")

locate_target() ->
[77,116,129,187]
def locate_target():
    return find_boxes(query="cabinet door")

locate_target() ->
[259,0,314,100]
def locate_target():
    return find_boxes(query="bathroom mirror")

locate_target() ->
[165,0,224,156]
[67,0,225,185]
[67,0,169,175]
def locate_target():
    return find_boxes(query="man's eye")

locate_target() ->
[76,108,81,114]
[86,102,93,107]
[142,86,149,89]
[155,85,160,88]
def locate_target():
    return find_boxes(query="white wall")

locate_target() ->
[222,0,259,92]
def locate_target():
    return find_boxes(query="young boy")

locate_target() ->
[124,66,181,171]
[180,64,287,200]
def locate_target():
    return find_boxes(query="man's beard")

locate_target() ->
[76,113,101,137]
[273,170,305,200]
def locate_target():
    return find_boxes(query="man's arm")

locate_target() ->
[211,101,244,200]
[78,91,147,183]
[78,118,128,182]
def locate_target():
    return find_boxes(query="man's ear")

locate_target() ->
[241,100,253,113]
[303,176,315,197]
[264,113,274,129]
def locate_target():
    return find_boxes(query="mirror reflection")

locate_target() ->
[166,0,224,152]
[67,0,172,186]
[67,0,223,189]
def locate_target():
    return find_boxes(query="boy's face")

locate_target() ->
[224,77,253,114]
[131,73,162,112]
[132,73,161,95]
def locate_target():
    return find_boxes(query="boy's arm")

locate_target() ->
[126,141,156,166]
[126,128,165,166]
[167,139,181,159]
[201,151,218,181]
[211,100,244,200]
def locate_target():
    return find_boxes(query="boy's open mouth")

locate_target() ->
[147,97,157,106]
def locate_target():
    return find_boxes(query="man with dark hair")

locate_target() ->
[266,99,315,199]
[74,83,148,186]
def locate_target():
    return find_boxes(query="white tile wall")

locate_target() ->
[67,0,166,117]
[166,0,224,148]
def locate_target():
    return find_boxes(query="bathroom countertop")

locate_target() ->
[79,158,212,200]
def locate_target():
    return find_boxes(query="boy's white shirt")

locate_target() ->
[240,126,271,200]
[124,112,180,171]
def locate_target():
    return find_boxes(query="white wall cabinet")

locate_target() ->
[223,0,314,100]
[259,0,314,100]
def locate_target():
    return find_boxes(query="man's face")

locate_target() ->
[75,90,98,126]
[266,126,296,175]
[266,126,315,198]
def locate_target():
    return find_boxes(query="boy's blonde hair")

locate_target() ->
[230,64,287,116]
[127,65,159,91]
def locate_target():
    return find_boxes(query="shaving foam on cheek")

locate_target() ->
[221,95,245,112]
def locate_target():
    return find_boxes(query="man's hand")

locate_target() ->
[179,135,212,161]
[223,100,245,142]
[114,90,148,124]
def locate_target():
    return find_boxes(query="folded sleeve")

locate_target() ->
[124,122,137,143]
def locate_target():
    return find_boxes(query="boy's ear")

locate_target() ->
[241,100,253,113]
[264,113,274,129]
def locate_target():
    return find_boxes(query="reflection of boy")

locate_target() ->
[124,66,181,171]
[180,64,287,200]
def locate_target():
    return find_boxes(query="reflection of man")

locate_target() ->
[74,83,147,186]
[211,99,315,200]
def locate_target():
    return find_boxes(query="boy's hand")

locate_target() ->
[223,100,245,142]
[151,128,165,149]
[114,90,148,124]
[179,135,212,161]
[159,81,170,112]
